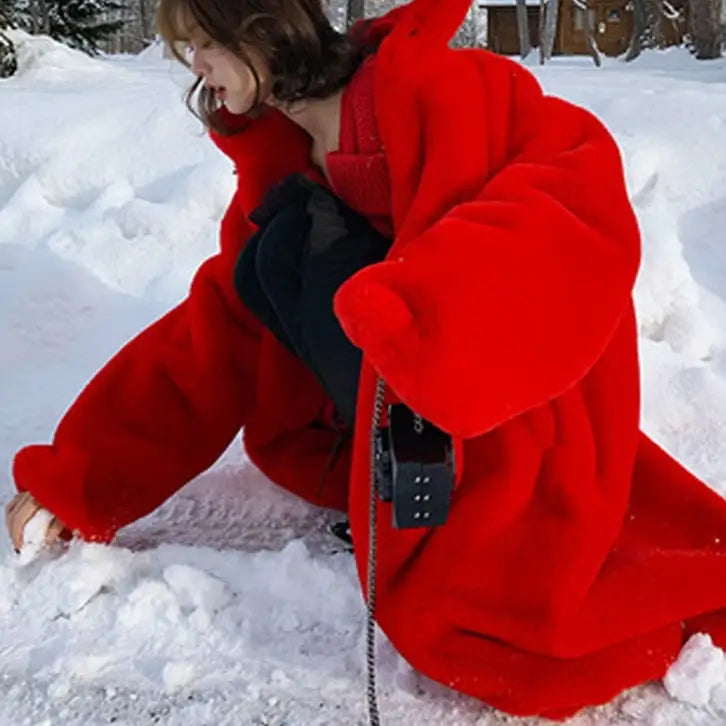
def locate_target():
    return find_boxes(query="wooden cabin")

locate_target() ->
[482,0,686,57]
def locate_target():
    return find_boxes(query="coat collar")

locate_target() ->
[205,0,474,220]
[208,106,313,217]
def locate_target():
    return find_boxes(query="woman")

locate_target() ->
[7,0,726,718]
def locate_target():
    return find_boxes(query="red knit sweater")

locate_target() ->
[325,55,393,239]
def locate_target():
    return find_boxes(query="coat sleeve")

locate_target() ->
[334,84,641,438]
[13,193,262,541]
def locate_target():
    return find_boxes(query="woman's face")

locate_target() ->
[187,27,272,115]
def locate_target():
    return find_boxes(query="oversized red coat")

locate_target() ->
[13,0,726,718]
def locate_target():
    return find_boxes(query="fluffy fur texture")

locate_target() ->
[13,0,726,718]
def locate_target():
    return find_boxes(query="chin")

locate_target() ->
[223,97,254,116]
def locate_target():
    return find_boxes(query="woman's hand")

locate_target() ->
[5,492,67,552]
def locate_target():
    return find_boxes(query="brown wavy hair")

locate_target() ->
[156,0,364,134]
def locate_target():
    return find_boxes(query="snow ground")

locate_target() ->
[1,32,726,725]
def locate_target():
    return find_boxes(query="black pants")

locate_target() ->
[233,195,391,428]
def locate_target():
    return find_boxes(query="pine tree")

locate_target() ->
[57,0,125,54]
[15,0,124,55]
[0,0,17,77]
[0,0,13,25]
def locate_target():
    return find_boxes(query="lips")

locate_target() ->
[204,84,226,101]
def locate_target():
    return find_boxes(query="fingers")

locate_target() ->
[45,515,67,545]
[4,491,27,522]
[5,492,41,552]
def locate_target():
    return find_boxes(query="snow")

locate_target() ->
[1,30,726,725]
[17,507,54,565]
[664,634,725,707]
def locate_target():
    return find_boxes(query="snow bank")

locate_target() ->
[5,29,108,79]
[0,33,229,303]
[665,634,725,707]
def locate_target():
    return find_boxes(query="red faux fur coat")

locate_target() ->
[13,0,726,718]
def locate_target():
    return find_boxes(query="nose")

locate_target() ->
[190,48,209,77]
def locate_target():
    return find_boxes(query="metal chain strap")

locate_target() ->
[366,376,387,726]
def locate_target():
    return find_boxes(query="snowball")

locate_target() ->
[17,508,54,566]
[162,564,232,614]
[663,633,725,706]
[162,661,196,692]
